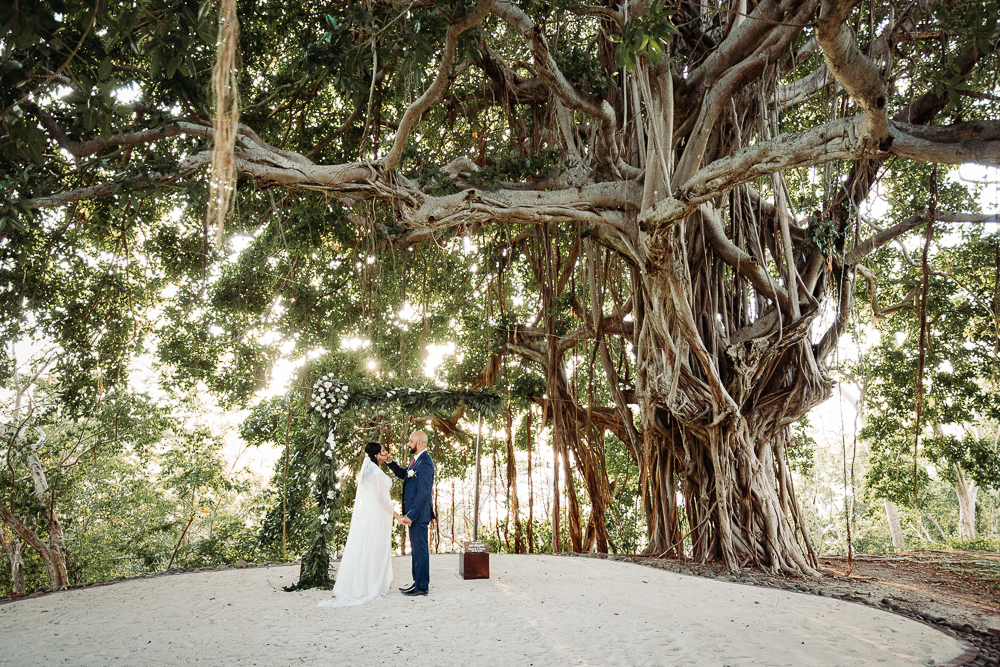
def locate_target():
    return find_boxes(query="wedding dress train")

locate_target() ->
[318,457,394,607]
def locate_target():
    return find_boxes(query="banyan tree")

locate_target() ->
[4,0,999,575]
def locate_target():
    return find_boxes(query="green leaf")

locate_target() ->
[648,39,662,66]
[99,56,114,81]
[150,49,163,77]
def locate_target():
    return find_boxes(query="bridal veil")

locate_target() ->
[318,456,394,607]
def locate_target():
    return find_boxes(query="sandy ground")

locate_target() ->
[0,554,967,667]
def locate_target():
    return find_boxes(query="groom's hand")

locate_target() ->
[400,516,413,526]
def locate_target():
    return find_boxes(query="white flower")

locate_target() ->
[327,490,336,500]
[326,432,336,445]
[319,515,327,525]
[324,382,332,388]
[408,388,415,393]
[407,470,416,479]
[342,385,348,391]
[333,408,340,415]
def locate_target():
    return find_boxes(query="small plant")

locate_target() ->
[610,1,679,71]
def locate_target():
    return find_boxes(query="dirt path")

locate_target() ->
[817,551,1000,630]
[622,550,1000,632]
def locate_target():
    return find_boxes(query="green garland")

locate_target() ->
[287,376,502,590]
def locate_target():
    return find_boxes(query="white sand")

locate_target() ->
[0,554,966,666]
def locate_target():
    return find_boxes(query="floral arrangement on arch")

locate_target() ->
[311,375,350,419]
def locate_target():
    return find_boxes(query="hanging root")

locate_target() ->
[209,0,240,247]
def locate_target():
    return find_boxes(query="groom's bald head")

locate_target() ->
[408,430,428,454]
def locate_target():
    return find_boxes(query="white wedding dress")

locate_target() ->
[318,457,394,607]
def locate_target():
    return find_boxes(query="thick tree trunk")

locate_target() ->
[884,499,905,549]
[645,429,684,557]
[44,511,70,587]
[954,465,978,539]
[634,219,827,574]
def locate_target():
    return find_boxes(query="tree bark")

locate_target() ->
[526,407,535,554]
[505,402,524,553]
[0,527,26,594]
[884,499,905,550]
[954,465,978,539]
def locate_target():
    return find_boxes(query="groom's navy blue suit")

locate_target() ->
[388,451,434,591]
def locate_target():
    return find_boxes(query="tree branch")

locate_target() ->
[889,123,1000,167]
[816,0,890,154]
[774,65,836,111]
[491,0,638,179]
[382,0,495,171]
[856,265,919,318]
[845,210,1000,265]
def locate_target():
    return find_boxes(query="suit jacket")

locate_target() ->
[387,451,435,523]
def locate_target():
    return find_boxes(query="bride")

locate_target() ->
[318,442,401,607]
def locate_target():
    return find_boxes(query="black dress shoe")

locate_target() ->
[401,588,427,596]
[398,584,415,593]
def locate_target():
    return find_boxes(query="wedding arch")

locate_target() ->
[289,376,502,590]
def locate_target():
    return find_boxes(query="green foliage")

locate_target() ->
[788,416,816,477]
[604,435,643,554]
[795,213,840,261]
[921,0,1000,118]
[510,373,547,406]
[552,46,609,98]
[468,148,567,191]
[610,1,678,71]
[348,385,503,420]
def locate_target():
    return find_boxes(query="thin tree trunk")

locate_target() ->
[884,499,905,549]
[505,401,523,553]
[915,515,936,543]
[552,419,560,554]
[955,465,978,539]
[527,407,534,554]
[0,527,26,594]
[25,441,70,587]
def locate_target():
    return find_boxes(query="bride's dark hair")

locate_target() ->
[364,442,382,464]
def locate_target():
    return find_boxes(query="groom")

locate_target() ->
[387,430,434,596]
